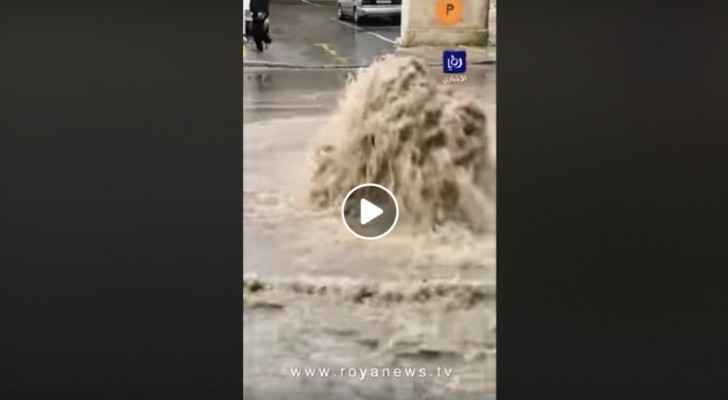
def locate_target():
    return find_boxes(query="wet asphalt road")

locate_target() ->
[243,0,400,66]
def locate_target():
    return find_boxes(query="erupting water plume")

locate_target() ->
[309,55,493,232]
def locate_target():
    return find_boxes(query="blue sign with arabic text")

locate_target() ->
[443,50,467,74]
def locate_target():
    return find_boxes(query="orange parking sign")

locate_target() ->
[435,0,463,25]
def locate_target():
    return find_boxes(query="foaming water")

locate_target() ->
[243,61,496,398]
[243,273,495,309]
[308,55,494,233]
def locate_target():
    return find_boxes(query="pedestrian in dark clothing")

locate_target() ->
[250,0,272,51]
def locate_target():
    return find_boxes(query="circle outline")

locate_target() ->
[340,183,399,240]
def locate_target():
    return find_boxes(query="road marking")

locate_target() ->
[330,17,397,45]
[314,42,336,56]
[366,31,396,45]
[314,43,349,64]
[301,0,322,7]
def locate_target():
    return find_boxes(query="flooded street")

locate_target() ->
[243,1,495,399]
[243,65,496,399]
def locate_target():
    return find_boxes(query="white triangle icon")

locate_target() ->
[360,198,383,225]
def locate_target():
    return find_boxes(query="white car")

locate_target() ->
[336,0,401,24]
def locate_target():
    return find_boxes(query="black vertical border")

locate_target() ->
[498,1,728,399]
[0,0,241,397]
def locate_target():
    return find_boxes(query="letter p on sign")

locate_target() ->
[436,0,462,25]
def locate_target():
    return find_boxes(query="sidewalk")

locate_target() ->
[396,44,496,65]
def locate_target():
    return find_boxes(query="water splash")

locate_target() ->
[308,55,494,233]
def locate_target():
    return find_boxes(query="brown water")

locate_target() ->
[309,55,494,233]
[243,60,496,399]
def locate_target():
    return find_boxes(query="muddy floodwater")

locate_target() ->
[243,62,496,400]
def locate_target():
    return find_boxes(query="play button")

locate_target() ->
[360,198,383,225]
[341,183,399,240]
